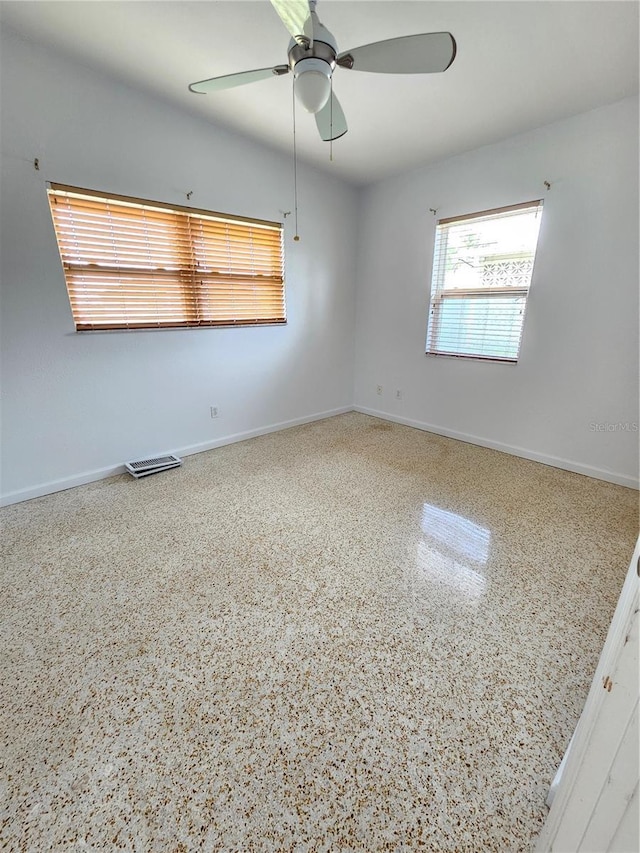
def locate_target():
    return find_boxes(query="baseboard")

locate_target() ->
[0,405,353,507]
[354,406,639,490]
[0,463,129,508]
[175,406,353,460]
[4,404,636,506]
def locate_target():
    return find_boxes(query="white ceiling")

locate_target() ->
[1,1,638,185]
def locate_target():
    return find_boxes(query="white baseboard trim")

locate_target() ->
[0,463,128,508]
[4,404,636,505]
[175,406,352,459]
[0,406,353,507]
[354,406,639,490]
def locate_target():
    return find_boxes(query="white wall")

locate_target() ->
[2,25,638,503]
[0,27,358,503]
[353,98,639,488]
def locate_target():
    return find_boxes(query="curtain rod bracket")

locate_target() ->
[34,158,40,171]
[429,208,438,216]
[544,180,551,190]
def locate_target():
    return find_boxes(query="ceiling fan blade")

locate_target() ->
[270,0,313,46]
[189,65,289,94]
[315,91,348,142]
[337,32,456,74]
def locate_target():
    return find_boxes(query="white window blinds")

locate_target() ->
[47,184,285,331]
[426,200,543,362]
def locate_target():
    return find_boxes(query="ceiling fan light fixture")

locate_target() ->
[294,57,332,114]
[189,1,457,145]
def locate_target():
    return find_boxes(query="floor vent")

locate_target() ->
[125,454,182,479]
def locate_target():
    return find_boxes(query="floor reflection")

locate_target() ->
[415,503,490,599]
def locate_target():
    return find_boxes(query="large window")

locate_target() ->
[47,184,285,331]
[426,201,543,362]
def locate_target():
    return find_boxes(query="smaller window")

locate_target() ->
[47,184,286,331]
[426,200,543,362]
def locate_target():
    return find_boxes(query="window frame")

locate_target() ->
[47,183,286,333]
[425,200,543,364]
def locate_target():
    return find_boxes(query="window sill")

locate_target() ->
[70,320,288,334]
[425,351,518,365]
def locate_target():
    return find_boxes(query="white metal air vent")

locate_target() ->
[125,454,182,479]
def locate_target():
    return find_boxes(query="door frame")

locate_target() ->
[535,536,639,851]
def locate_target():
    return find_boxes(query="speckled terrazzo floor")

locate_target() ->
[1,413,638,852]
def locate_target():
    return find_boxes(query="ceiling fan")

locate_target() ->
[189,0,457,142]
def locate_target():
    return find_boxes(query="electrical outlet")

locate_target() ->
[376,385,383,395]
[210,406,220,419]
[395,389,402,400]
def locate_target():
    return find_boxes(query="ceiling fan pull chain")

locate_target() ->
[330,76,333,162]
[292,77,300,242]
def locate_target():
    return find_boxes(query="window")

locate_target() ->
[47,184,285,331]
[426,200,543,362]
